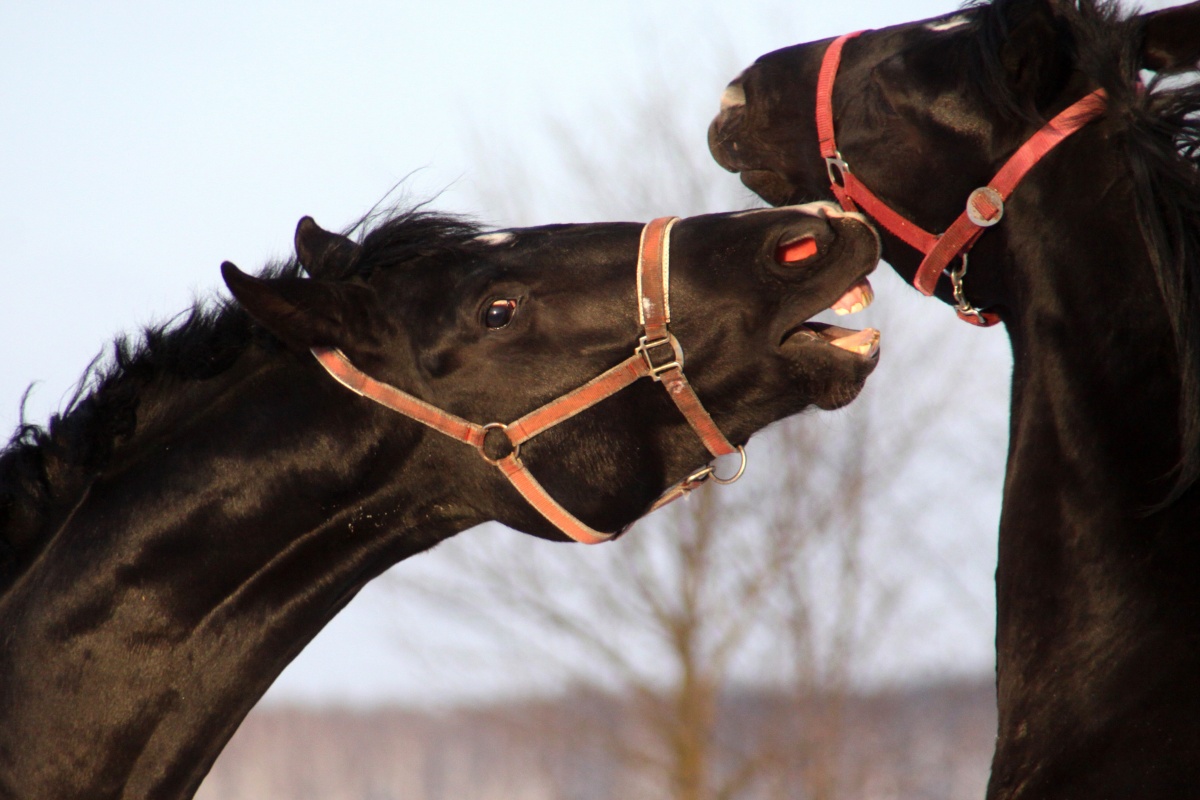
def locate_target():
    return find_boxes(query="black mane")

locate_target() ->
[969,0,1200,503]
[0,207,482,588]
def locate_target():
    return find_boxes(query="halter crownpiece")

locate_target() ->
[816,30,1108,326]
[312,216,745,545]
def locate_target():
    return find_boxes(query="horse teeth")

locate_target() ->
[829,328,881,357]
[831,278,874,315]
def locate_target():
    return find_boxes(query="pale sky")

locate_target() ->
[4,0,1160,705]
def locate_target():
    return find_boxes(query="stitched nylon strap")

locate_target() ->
[637,217,738,458]
[313,347,487,449]
[314,347,654,544]
[817,31,1107,327]
[310,218,741,545]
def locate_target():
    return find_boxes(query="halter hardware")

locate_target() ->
[636,333,685,380]
[816,30,1108,327]
[312,216,745,545]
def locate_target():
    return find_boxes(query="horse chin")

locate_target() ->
[780,322,880,409]
[738,169,795,207]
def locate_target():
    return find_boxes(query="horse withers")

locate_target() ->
[709,1,1200,797]
[0,203,879,799]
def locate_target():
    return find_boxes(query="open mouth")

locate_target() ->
[781,278,881,359]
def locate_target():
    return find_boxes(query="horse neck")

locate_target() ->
[0,348,477,800]
[987,141,1200,797]
[1002,134,1188,506]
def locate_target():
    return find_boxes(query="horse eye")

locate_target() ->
[485,299,518,329]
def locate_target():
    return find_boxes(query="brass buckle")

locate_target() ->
[636,334,684,381]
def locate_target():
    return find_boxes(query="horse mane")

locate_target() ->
[0,206,481,589]
[967,0,1200,506]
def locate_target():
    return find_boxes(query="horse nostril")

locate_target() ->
[776,236,819,265]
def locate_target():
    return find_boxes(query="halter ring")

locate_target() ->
[479,422,520,464]
[709,446,748,485]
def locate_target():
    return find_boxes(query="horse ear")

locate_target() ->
[294,216,360,279]
[221,261,383,354]
[1139,1,1200,74]
[997,0,1073,111]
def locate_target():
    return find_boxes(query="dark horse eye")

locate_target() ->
[485,299,518,329]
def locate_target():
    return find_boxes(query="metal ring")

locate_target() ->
[709,445,747,485]
[479,422,520,464]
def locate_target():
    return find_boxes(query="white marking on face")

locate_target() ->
[720,83,746,110]
[926,13,970,32]
[473,232,515,246]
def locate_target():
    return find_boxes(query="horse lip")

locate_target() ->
[781,321,881,360]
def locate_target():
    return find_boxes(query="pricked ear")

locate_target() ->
[294,216,361,279]
[1139,1,1200,74]
[221,261,384,354]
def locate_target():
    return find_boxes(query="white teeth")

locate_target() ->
[831,278,874,315]
[830,328,881,358]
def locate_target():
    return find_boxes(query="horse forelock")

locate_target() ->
[352,206,483,276]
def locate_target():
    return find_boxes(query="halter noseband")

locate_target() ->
[817,30,1108,326]
[312,216,745,545]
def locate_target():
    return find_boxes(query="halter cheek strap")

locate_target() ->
[312,216,745,545]
[817,30,1108,326]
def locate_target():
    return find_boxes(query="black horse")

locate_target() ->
[0,203,879,799]
[709,0,1200,797]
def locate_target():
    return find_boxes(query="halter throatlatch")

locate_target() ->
[817,30,1108,326]
[312,216,745,545]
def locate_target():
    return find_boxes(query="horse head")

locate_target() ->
[709,0,1200,324]
[0,203,881,799]
[222,205,881,541]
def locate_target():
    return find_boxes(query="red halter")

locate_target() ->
[816,30,1108,326]
[312,217,745,545]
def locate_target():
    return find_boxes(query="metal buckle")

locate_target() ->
[825,154,850,187]
[947,255,989,325]
[636,334,684,381]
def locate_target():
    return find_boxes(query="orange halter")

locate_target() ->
[816,30,1107,326]
[312,217,745,544]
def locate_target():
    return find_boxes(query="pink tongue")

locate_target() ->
[831,278,874,316]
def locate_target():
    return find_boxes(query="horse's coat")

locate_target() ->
[709,1,1200,796]
[0,205,880,799]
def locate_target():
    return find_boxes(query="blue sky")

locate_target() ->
[5,0,1168,705]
